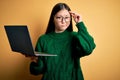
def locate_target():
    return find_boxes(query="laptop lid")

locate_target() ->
[4,25,35,56]
[4,25,57,57]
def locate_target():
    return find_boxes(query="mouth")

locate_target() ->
[60,25,67,28]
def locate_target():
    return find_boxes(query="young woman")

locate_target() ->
[30,3,96,80]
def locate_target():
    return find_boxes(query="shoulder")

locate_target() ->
[71,31,77,36]
[37,33,53,42]
[37,34,48,41]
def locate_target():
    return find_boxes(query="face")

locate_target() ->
[54,9,71,33]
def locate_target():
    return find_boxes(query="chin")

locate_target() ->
[60,28,67,31]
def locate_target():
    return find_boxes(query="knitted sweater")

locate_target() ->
[30,22,96,80]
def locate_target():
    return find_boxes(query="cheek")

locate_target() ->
[66,22,70,27]
[54,21,59,27]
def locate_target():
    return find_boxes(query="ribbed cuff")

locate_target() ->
[76,22,87,31]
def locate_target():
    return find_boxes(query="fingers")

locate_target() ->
[31,56,38,63]
[69,11,82,23]
[69,11,75,15]
[22,54,38,63]
[69,11,79,17]
[69,11,76,18]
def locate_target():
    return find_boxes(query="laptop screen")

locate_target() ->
[4,25,35,56]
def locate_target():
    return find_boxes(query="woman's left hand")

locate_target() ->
[69,11,82,23]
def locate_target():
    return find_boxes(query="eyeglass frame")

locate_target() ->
[54,16,71,22]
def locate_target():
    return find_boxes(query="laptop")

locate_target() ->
[4,25,57,56]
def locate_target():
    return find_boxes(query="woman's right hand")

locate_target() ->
[30,56,38,63]
[24,54,38,63]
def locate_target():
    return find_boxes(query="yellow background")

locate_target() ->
[0,0,120,80]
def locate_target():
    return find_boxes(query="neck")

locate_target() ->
[55,30,65,33]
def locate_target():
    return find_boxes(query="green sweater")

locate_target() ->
[30,22,96,80]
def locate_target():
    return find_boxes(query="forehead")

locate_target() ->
[55,9,70,16]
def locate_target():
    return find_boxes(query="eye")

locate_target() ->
[56,17,61,19]
[65,17,70,19]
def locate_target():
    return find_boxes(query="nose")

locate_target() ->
[61,18,66,23]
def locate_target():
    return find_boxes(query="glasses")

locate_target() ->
[55,16,71,22]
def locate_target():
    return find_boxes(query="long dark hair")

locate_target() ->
[45,3,73,34]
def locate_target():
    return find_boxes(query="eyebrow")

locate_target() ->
[55,15,70,17]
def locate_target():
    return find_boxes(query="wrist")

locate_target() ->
[76,21,83,25]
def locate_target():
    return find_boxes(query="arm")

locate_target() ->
[70,11,96,57]
[73,22,96,57]
[30,37,45,75]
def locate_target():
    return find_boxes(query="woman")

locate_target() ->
[30,3,96,80]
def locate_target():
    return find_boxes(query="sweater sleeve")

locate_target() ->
[72,22,96,57]
[30,37,46,75]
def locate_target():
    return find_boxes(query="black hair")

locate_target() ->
[45,3,73,34]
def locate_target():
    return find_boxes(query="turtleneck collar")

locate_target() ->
[48,30,71,39]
